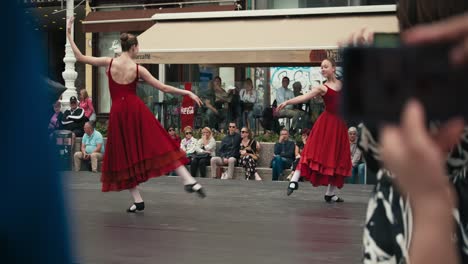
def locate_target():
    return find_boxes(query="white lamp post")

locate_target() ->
[61,0,78,109]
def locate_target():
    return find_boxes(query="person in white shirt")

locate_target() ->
[275,77,306,133]
[347,126,365,184]
[239,78,258,131]
[190,127,216,178]
[180,126,197,164]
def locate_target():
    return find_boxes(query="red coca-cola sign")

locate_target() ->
[180,83,195,129]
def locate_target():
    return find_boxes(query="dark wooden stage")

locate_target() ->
[65,172,373,264]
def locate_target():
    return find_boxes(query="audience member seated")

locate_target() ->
[78,88,95,123]
[239,127,262,180]
[286,128,310,181]
[228,84,242,129]
[309,95,325,125]
[202,79,221,130]
[48,101,63,140]
[167,126,181,146]
[275,77,307,133]
[210,122,241,179]
[180,126,197,164]
[213,76,232,131]
[73,122,104,172]
[61,96,86,137]
[346,126,365,184]
[240,78,258,131]
[271,129,296,181]
[191,127,216,178]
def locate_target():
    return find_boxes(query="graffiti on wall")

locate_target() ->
[269,66,343,105]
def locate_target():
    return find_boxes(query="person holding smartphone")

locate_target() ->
[343,1,468,263]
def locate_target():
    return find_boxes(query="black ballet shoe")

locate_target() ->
[126,202,145,213]
[286,181,299,196]
[184,182,206,198]
[324,195,344,203]
[287,181,299,196]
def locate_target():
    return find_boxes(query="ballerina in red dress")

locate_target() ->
[66,17,205,212]
[277,58,351,202]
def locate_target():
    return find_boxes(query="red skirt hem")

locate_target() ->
[300,158,350,189]
[101,150,188,192]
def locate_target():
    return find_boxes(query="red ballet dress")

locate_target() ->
[101,59,189,192]
[300,85,351,188]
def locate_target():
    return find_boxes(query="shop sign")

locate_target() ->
[309,49,342,63]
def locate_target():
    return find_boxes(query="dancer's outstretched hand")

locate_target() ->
[380,100,463,201]
[338,26,374,47]
[276,101,288,112]
[67,16,75,36]
[189,92,203,107]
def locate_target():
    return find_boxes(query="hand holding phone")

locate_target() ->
[341,40,468,125]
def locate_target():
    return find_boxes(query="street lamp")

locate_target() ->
[61,0,78,109]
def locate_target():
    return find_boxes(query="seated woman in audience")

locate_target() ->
[180,126,197,164]
[240,78,258,130]
[191,127,216,178]
[48,101,63,140]
[167,126,181,146]
[79,88,95,123]
[239,127,261,180]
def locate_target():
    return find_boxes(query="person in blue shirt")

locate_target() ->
[271,129,296,181]
[74,122,105,172]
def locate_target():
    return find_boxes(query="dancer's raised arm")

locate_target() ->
[138,66,203,107]
[66,17,111,67]
[276,85,326,111]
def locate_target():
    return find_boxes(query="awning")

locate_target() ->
[82,4,239,33]
[136,8,398,65]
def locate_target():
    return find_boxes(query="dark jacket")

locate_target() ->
[61,107,86,133]
[274,140,296,161]
[218,132,241,159]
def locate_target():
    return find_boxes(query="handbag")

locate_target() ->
[243,102,254,111]
[245,140,260,161]
[194,152,211,159]
[249,153,259,161]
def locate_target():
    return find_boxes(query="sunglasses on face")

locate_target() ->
[185,132,192,135]
[241,131,248,133]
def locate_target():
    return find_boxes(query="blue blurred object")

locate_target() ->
[47,78,67,104]
[1,3,72,264]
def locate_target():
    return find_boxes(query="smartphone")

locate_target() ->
[341,42,468,125]
[373,33,400,48]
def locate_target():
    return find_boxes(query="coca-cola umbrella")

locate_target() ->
[46,78,67,104]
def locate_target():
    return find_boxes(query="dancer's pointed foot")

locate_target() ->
[184,182,206,198]
[254,172,262,181]
[287,181,299,196]
[324,195,344,203]
[126,201,145,213]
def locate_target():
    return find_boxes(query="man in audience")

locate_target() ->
[275,77,306,133]
[62,96,86,137]
[74,122,105,173]
[271,129,295,181]
[347,126,365,184]
[210,122,241,179]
